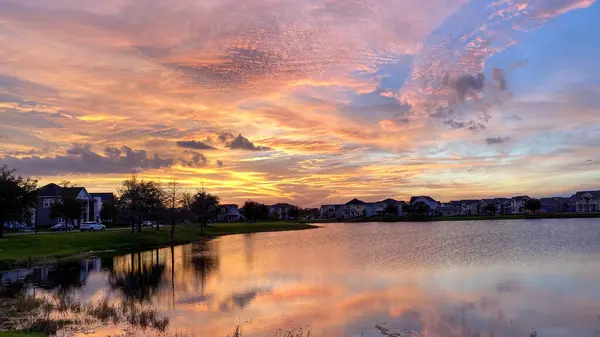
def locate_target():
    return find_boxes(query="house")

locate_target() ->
[217,204,243,222]
[506,196,531,214]
[540,197,570,213]
[379,198,407,216]
[479,199,504,215]
[458,200,480,215]
[319,205,338,219]
[409,196,440,216]
[439,201,462,216]
[573,191,600,212]
[268,203,297,220]
[89,193,115,223]
[303,208,320,220]
[362,202,381,217]
[345,198,366,218]
[35,183,93,227]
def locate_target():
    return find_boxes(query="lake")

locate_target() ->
[4,219,600,336]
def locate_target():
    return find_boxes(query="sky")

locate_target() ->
[1,0,600,207]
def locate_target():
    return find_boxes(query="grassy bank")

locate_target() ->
[0,221,318,268]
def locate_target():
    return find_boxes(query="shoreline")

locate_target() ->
[312,212,600,223]
[0,222,319,269]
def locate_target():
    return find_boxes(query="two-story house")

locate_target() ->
[269,203,297,220]
[409,196,440,216]
[573,191,600,212]
[89,193,115,223]
[216,204,243,222]
[458,200,480,215]
[507,196,531,214]
[35,183,93,227]
[540,197,570,213]
[439,201,462,216]
[319,205,338,219]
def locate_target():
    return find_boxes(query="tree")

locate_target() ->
[50,196,83,227]
[163,179,182,241]
[100,201,118,224]
[0,166,38,238]
[190,189,219,232]
[403,203,414,216]
[242,200,268,223]
[484,204,497,216]
[413,202,430,217]
[384,204,398,216]
[118,175,164,233]
[524,198,542,214]
[288,205,301,219]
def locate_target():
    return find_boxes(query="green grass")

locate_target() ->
[0,333,45,337]
[0,221,318,267]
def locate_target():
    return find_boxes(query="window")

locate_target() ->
[43,198,54,208]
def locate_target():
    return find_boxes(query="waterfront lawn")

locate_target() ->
[0,221,317,267]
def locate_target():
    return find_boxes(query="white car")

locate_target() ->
[141,221,154,227]
[80,221,106,231]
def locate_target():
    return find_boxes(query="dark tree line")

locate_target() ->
[0,166,38,238]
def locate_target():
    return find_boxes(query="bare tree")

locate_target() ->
[163,179,182,241]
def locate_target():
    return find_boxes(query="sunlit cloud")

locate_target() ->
[0,0,599,205]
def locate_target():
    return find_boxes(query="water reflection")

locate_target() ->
[3,219,600,336]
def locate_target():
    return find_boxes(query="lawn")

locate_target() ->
[0,221,318,267]
[0,333,45,337]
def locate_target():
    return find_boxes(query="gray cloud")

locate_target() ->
[1,144,174,175]
[217,132,235,143]
[217,160,224,168]
[444,119,486,132]
[180,151,208,167]
[453,73,485,101]
[485,136,510,145]
[176,140,217,150]
[227,135,271,151]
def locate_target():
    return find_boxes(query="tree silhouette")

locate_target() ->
[524,199,542,214]
[242,200,268,222]
[0,165,37,238]
[191,189,219,232]
[118,175,163,233]
[484,204,497,215]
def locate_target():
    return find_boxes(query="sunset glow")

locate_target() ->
[1,0,600,206]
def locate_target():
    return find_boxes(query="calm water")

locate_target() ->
[4,219,600,336]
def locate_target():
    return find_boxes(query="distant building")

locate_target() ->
[439,201,462,216]
[35,183,94,227]
[90,192,115,223]
[319,205,338,219]
[479,199,504,215]
[336,199,365,219]
[303,208,320,219]
[540,197,570,213]
[409,196,440,216]
[573,191,600,212]
[459,200,480,216]
[217,204,243,222]
[268,203,296,220]
[506,196,531,214]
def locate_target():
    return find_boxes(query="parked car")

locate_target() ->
[50,223,73,232]
[141,221,154,227]
[80,221,106,231]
